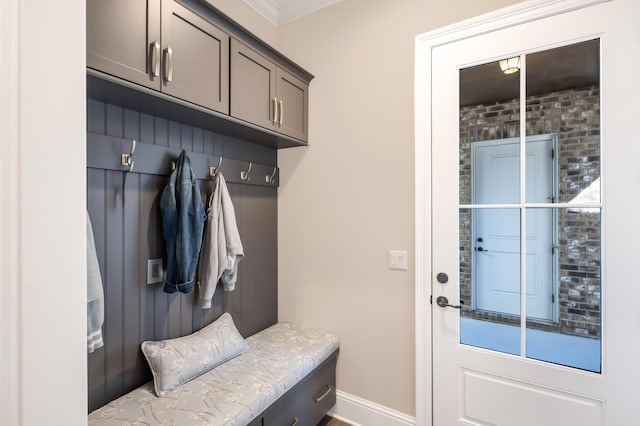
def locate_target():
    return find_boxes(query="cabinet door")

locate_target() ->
[230,39,277,131]
[87,0,161,90]
[276,68,309,141]
[161,1,229,114]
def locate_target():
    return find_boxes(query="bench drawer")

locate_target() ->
[262,350,338,426]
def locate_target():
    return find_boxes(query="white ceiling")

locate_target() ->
[242,0,342,26]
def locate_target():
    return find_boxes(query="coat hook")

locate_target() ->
[209,155,223,177]
[266,166,277,184]
[121,140,136,172]
[240,162,253,181]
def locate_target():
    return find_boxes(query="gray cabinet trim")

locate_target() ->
[88,71,305,149]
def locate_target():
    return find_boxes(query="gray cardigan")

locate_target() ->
[196,173,244,309]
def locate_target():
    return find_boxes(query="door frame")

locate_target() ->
[413,1,609,424]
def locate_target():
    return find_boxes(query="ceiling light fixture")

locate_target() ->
[499,56,521,74]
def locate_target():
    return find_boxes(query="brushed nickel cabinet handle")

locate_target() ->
[291,417,300,426]
[278,99,284,125]
[272,97,278,124]
[164,47,173,83]
[150,41,160,77]
[314,385,333,403]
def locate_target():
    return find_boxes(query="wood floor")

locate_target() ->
[318,416,352,426]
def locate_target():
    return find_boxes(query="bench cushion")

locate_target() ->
[88,323,339,426]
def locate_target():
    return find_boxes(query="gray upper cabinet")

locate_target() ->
[161,1,229,113]
[231,39,308,142]
[87,0,312,148]
[87,0,229,114]
[87,0,161,91]
[275,67,308,142]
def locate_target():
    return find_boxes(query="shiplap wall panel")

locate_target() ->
[104,170,124,403]
[87,100,278,412]
[122,173,141,392]
[87,168,107,410]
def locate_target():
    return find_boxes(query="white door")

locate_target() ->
[472,137,556,320]
[419,0,640,425]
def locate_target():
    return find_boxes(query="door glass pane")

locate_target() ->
[460,208,521,356]
[460,58,521,205]
[525,40,601,204]
[526,208,602,373]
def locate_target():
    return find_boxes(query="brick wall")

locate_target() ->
[459,85,601,338]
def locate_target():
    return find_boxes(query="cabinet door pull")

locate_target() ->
[278,99,284,125]
[314,385,333,403]
[272,98,279,124]
[164,47,173,83]
[291,417,300,426]
[150,41,160,77]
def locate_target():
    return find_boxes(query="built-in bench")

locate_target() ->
[88,321,339,426]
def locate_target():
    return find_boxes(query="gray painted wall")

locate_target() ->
[87,99,278,412]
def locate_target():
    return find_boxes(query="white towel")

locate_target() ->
[87,211,104,352]
[197,173,244,309]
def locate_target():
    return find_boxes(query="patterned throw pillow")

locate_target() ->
[141,312,248,396]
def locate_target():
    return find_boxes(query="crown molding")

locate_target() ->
[243,0,341,26]
[243,0,279,26]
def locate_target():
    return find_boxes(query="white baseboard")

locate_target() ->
[329,390,416,426]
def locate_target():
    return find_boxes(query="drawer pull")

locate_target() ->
[314,385,333,403]
[291,417,300,426]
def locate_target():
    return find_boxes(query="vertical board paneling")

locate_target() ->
[122,172,141,391]
[124,109,140,141]
[193,127,204,154]
[104,170,124,403]
[204,130,216,155]
[181,124,193,152]
[154,287,169,340]
[140,113,154,144]
[87,168,107,410]
[167,295,182,339]
[106,104,124,137]
[139,174,164,345]
[87,99,278,412]
[155,117,168,146]
[87,99,105,134]
[227,184,278,337]
[168,121,181,149]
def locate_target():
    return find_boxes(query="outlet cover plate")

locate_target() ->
[147,258,164,284]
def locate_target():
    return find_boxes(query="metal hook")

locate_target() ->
[240,162,253,181]
[121,140,136,172]
[209,155,223,177]
[266,166,277,184]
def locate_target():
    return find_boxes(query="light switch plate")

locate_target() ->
[388,250,408,271]
[147,258,164,284]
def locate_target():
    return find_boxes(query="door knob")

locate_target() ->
[436,296,461,309]
[476,246,488,252]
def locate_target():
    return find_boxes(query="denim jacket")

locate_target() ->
[160,150,206,294]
